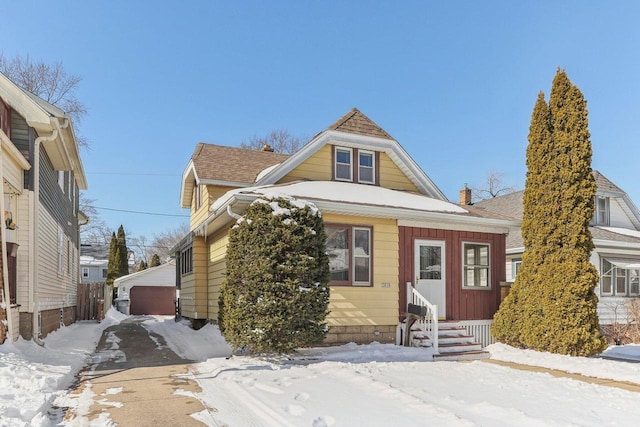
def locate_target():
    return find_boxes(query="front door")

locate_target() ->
[414,240,446,319]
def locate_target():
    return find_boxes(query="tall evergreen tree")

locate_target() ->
[106,232,118,286]
[492,70,606,356]
[219,196,330,354]
[137,260,148,271]
[116,225,129,277]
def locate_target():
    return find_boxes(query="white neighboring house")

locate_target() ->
[475,170,640,325]
[114,260,176,316]
[1,71,87,341]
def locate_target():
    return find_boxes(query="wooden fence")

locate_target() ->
[77,282,109,321]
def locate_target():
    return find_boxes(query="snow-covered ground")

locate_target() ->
[2,309,640,426]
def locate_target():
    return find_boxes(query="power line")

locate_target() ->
[87,172,180,177]
[90,205,189,217]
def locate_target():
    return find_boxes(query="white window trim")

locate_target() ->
[462,241,491,289]
[57,226,64,276]
[352,226,372,286]
[334,147,353,182]
[358,150,375,184]
[82,267,89,278]
[595,196,610,226]
[601,258,640,297]
[58,171,65,191]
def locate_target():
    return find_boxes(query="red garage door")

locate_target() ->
[130,286,176,315]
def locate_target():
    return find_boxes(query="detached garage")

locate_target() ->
[114,260,176,315]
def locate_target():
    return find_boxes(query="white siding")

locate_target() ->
[609,198,635,229]
[16,192,32,310]
[36,205,78,309]
[3,155,23,191]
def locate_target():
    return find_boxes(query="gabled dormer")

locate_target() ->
[592,170,640,230]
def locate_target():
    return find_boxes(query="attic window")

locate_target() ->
[594,196,610,226]
[333,146,378,185]
[335,148,352,181]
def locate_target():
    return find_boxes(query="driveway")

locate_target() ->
[64,316,209,426]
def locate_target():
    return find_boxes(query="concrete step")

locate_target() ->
[433,350,491,362]
[438,334,475,345]
[438,342,483,353]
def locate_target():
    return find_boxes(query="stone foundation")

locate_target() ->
[323,325,397,346]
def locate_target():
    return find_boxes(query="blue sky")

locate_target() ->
[3,1,640,240]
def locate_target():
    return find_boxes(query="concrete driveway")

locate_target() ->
[64,316,209,426]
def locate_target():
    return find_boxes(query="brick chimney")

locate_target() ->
[459,183,472,205]
[261,144,274,152]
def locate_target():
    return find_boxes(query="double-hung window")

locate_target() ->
[463,243,490,288]
[601,258,640,296]
[82,267,89,278]
[358,150,375,184]
[334,146,377,184]
[335,148,353,181]
[326,224,372,286]
[594,196,610,226]
[181,245,193,276]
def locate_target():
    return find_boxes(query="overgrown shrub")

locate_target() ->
[219,196,330,354]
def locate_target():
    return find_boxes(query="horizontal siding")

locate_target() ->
[281,145,332,182]
[3,153,24,190]
[609,199,633,229]
[181,236,208,318]
[379,153,419,192]
[323,213,399,327]
[206,230,229,319]
[16,193,32,309]
[36,206,78,310]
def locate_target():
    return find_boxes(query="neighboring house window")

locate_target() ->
[194,183,201,210]
[326,224,372,286]
[358,150,375,184]
[58,171,65,192]
[594,196,610,226]
[57,226,64,275]
[511,258,522,280]
[335,148,353,181]
[82,268,89,278]
[601,258,640,296]
[102,269,108,278]
[463,243,490,288]
[181,245,193,275]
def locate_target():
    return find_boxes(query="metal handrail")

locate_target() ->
[406,282,438,353]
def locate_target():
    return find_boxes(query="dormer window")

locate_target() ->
[358,150,374,184]
[335,148,352,181]
[334,146,378,185]
[595,196,610,226]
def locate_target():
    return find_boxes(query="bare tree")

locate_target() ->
[129,223,189,265]
[240,129,306,154]
[79,193,112,245]
[471,170,518,202]
[0,53,88,147]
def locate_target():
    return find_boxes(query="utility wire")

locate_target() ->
[90,205,189,217]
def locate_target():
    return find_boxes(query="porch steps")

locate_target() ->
[406,321,490,361]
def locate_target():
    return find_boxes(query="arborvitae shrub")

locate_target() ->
[492,70,606,356]
[219,196,330,354]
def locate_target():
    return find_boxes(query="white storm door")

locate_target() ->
[414,240,446,319]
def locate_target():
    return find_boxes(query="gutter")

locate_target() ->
[0,141,13,341]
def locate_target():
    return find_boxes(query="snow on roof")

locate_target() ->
[599,226,640,239]
[211,181,467,214]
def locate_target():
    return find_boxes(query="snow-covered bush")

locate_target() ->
[219,196,330,354]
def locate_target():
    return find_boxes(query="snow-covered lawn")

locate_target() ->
[2,309,640,426]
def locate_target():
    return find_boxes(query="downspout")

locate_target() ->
[226,204,242,220]
[0,142,13,341]
[31,128,58,345]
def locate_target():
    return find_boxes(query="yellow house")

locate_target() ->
[175,109,517,358]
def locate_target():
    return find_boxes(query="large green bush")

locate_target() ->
[492,70,606,356]
[219,196,330,354]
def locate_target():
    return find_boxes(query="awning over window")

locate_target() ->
[604,258,640,269]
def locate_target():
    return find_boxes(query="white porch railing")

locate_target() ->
[406,282,438,354]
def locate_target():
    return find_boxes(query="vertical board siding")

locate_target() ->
[323,213,399,327]
[399,226,506,321]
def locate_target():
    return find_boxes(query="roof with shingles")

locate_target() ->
[327,108,394,140]
[474,172,640,248]
[191,143,290,184]
[593,170,624,194]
